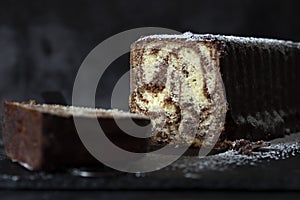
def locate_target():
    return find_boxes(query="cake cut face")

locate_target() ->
[130,34,227,146]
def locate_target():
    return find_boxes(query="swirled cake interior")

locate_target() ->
[130,36,224,146]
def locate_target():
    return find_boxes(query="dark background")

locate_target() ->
[0,1,300,197]
[0,0,300,125]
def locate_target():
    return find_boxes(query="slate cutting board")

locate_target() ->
[0,131,300,191]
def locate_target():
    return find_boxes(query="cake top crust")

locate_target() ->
[135,32,300,49]
[4,100,149,119]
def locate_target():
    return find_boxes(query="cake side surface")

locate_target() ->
[219,37,300,141]
[2,100,44,170]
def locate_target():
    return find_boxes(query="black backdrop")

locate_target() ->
[0,0,300,127]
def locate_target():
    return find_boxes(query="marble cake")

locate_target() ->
[129,32,300,147]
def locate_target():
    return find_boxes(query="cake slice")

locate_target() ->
[129,32,300,147]
[2,100,150,170]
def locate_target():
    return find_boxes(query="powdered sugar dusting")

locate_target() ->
[167,132,300,173]
[137,32,299,48]
[16,161,34,171]
[8,101,149,119]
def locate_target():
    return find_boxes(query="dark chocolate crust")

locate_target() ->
[130,33,300,144]
[219,38,300,141]
[2,101,150,170]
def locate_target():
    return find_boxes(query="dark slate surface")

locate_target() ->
[0,132,300,191]
[1,191,300,200]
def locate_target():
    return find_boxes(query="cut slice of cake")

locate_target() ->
[2,100,150,170]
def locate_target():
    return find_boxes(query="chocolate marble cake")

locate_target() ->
[129,32,300,147]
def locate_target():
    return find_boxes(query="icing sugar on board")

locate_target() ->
[0,132,300,190]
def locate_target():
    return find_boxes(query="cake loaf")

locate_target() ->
[129,32,300,147]
[2,101,150,170]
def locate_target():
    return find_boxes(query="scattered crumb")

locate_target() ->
[230,139,270,156]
